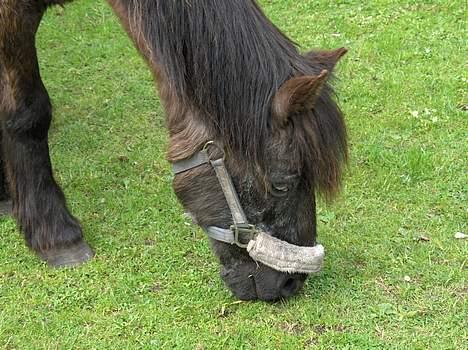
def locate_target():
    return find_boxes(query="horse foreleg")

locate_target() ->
[0,126,12,216]
[0,1,93,266]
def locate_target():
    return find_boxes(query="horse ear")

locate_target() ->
[304,47,348,71]
[272,70,328,127]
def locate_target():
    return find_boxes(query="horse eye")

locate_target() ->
[273,184,288,192]
[271,183,289,196]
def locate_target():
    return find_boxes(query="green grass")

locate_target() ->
[1,0,466,349]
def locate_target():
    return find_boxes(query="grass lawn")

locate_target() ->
[0,0,466,349]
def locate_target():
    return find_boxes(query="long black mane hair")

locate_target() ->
[129,0,347,196]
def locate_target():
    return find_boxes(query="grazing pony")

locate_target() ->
[0,0,347,301]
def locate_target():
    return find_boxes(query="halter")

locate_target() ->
[172,141,325,274]
[173,141,257,248]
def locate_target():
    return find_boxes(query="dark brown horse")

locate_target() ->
[0,0,347,301]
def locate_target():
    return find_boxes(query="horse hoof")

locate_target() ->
[0,200,12,217]
[38,240,95,267]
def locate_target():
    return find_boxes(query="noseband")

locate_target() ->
[172,141,325,274]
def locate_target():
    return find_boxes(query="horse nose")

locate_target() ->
[278,274,305,298]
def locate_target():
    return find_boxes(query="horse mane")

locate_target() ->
[128,0,347,197]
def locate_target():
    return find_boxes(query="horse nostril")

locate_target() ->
[280,277,301,297]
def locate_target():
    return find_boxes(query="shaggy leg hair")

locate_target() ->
[0,0,93,266]
[0,127,8,200]
[0,127,12,216]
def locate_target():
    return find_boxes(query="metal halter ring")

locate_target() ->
[202,141,225,162]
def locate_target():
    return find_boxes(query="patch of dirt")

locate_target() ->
[352,258,367,269]
[452,285,468,299]
[375,277,400,296]
[304,336,318,347]
[143,238,157,246]
[279,322,305,336]
[149,282,163,293]
[117,155,129,162]
[313,323,349,335]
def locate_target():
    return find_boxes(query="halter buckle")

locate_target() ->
[230,223,257,248]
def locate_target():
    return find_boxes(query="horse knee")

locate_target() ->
[2,87,52,142]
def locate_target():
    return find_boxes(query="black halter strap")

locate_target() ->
[172,141,258,248]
